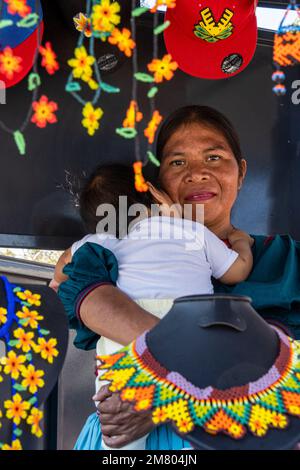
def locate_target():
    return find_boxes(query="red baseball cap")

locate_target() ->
[164,0,258,79]
[0,22,44,88]
[0,0,43,89]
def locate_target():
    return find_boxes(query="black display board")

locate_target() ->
[0,0,299,249]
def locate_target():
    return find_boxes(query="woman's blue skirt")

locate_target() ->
[74,412,192,450]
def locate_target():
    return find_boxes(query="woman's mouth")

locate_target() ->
[184,192,217,202]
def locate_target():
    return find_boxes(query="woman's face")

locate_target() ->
[158,122,247,228]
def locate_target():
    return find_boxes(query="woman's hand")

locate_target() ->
[93,385,155,448]
[147,182,182,218]
[228,228,254,248]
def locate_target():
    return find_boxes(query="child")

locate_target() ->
[53,164,253,450]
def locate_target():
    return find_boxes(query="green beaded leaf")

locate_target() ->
[147,151,160,167]
[65,81,82,92]
[13,384,27,392]
[154,21,171,35]
[13,131,26,156]
[17,13,39,28]
[13,428,23,437]
[147,87,158,99]
[28,397,38,406]
[0,20,13,29]
[131,7,148,17]
[13,287,22,293]
[8,340,19,347]
[28,73,41,91]
[115,128,137,139]
[40,329,50,336]
[93,31,110,39]
[100,82,120,93]
[19,319,28,327]
[26,353,32,361]
[134,73,155,83]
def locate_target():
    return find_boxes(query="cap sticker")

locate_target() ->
[221,53,243,74]
[194,7,234,43]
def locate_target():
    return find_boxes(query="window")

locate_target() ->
[140,1,298,32]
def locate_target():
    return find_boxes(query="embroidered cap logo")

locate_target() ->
[194,7,234,43]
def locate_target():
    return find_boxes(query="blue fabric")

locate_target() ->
[58,242,118,350]
[0,0,43,50]
[74,412,192,450]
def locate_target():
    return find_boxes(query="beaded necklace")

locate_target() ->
[97,326,300,440]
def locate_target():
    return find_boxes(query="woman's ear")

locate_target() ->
[238,159,247,190]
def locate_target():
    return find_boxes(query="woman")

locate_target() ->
[59,106,300,449]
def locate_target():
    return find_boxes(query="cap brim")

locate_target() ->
[164,9,257,79]
[0,21,44,88]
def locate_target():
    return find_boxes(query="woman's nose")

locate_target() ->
[183,164,211,183]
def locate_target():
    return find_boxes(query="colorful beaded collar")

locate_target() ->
[97,327,300,440]
[0,276,59,451]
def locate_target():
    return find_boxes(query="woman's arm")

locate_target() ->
[79,284,159,345]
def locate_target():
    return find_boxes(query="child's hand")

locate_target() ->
[49,278,60,293]
[228,228,254,248]
[147,182,182,218]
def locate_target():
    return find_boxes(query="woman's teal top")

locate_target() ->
[58,234,300,350]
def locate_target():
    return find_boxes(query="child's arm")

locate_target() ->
[218,229,253,285]
[49,247,72,292]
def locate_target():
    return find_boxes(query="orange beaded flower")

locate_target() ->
[31,96,58,129]
[147,54,178,83]
[108,28,136,57]
[144,110,163,144]
[123,101,143,129]
[39,42,59,75]
[4,0,31,17]
[133,161,148,192]
[0,47,22,80]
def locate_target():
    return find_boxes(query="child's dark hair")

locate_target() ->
[79,164,152,236]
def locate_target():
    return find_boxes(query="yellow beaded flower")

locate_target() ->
[34,338,59,364]
[0,307,7,325]
[4,393,30,426]
[92,0,121,35]
[1,350,26,380]
[16,307,44,329]
[27,407,44,438]
[21,364,45,394]
[82,102,104,136]
[16,290,41,307]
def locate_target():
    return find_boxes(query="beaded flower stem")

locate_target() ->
[65,0,102,107]
[131,0,141,164]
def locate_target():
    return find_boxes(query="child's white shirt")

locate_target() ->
[71,216,238,298]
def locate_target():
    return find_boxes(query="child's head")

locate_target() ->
[79,164,152,236]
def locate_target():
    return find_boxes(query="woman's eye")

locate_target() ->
[207,155,221,161]
[170,159,185,166]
